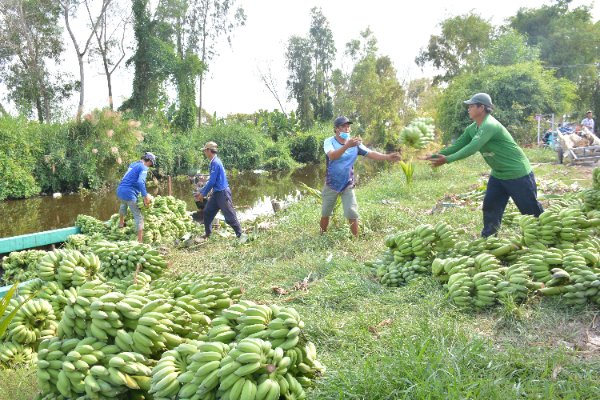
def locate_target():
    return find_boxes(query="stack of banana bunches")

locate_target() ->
[1,241,324,400]
[366,167,600,309]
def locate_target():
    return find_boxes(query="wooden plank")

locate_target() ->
[0,227,81,254]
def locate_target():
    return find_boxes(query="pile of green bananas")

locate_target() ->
[367,223,460,287]
[0,342,37,369]
[136,195,202,243]
[432,254,505,308]
[89,240,168,280]
[37,250,102,289]
[37,336,152,399]
[516,206,600,249]
[0,249,46,284]
[77,195,201,244]
[449,235,522,261]
[399,117,435,149]
[2,297,57,345]
[75,215,109,236]
[150,337,321,400]
[537,248,600,306]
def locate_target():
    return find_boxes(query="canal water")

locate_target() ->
[0,162,386,238]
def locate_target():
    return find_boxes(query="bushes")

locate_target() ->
[0,111,330,199]
[0,117,41,200]
[194,123,264,171]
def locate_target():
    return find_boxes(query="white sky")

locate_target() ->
[2,0,599,118]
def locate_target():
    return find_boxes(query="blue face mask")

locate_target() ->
[339,132,350,140]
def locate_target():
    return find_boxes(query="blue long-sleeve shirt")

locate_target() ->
[116,161,148,201]
[200,156,229,196]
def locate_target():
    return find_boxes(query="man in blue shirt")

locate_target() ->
[195,142,245,241]
[116,152,156,242]
[321,116,401,238]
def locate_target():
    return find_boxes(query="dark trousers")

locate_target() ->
[203,188,242,237]
[481,172,543,237]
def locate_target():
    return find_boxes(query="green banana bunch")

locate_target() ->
[90,240,168,280]
[152,273,242,318]
[583,189,600,211]
[181,341,230,399]
[36,337,79,396]
[497,264,532,302]
[149,342,198,399]
[37,250,102,289]
[3,297,57,345]
[169,296,212,340]
[558,207,588,243]
[0,249,46,285]
[75,214,109,236]
[206,317,237,344]
[266,306,305,350]
[447,272,474,308]
[472,270,502,308]
[235,304,273,340]
[0,341,37,368]
[57,279,113,339]
[399,117,435,149]
[517,215,544,249]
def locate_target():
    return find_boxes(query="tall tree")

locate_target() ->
[88,0,130,110]
[59,0,112,120]
[0,0,73,122]
[481,29,540,67]
[415,13,494,84]
[286,36,314,129]
[285,7,336,128]
[155,0,204,131]
[334,29,404,149]
[121,0,174,117]
[192,0,246,124]
[308,7,335,121]
[509,0,600,118]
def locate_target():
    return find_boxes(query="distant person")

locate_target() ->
[320,116,401,238]
[195,142,247,242]
[581,110,595,134]
[116,152,156,242]
[425,93,543,237]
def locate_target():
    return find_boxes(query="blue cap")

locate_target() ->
[334,116,353,127]
[143,152,156,165]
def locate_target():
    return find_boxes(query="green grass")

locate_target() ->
[2,148,599,399]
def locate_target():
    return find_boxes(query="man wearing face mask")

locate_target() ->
[320,116,402,238]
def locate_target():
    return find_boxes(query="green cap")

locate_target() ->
[464,93,493,108]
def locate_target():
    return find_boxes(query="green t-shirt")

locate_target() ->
[438,114,532,180]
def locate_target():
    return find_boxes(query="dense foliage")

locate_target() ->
[0,111,332,199]
[437,63,577,144]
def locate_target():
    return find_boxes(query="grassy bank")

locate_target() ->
[2,147,599,399]
[164,148,600,399]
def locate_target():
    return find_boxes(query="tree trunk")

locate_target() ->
[197,1,209,125]
[198,72,203,125]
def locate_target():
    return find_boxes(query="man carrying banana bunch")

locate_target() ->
[320,116,402,238]
[426,93,543,237]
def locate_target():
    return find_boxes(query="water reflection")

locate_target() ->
[0,161,386,238]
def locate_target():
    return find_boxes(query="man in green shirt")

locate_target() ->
[426,93,543,237]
